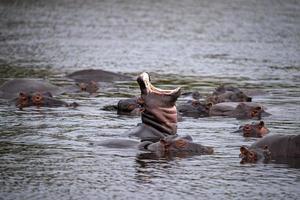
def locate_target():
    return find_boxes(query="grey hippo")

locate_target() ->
[15,91,78,109]
[0,79,61,99]
[209,102,271,119]
[206,85,252,104]
[240,134,300,164]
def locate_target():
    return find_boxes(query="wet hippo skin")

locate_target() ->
[177,100,211,118]
[144,135,214,156]
[240,134,300,164]
[0,79,61,99]
[129,72,181,142]
[117,97,141,115]
[76,80,99,94]
[206,85,252,104]
[67,69,132,82]
[209,102,271,119]
[15,91,78,109]
[235,121,270,138]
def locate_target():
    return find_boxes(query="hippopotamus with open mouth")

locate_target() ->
[209,102,271,119]
[235,121,270,138]
[240,134,300,164]
[129,72,181,142]
[15,91,78,109]
[104,72,213,156]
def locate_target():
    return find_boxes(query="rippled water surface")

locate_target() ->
[0,0,300,199]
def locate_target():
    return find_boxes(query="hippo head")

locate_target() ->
[241,121,269,138]
[177,100,212,118]
[233,91,252,102]
[137,72,181,135]
[117,98,141,115]
[15,92,32,109]
[239,146,271,164]
[144,135,214,156]
[77,80,99,94]
[234,103,270,119]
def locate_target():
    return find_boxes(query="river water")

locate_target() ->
[0,0,300,199]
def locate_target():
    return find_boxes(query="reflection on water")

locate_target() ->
[1,0,300,199]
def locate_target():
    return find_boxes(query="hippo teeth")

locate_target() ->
[139,72,180,95]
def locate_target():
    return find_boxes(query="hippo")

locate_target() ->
[206,85,252,104]
[209,102,271,119]
[117,97,141,115]
[129,72,181,142]
[240,134,300,164]
[181,91,202,100]
[0,79,61,99]
[14,91,78,109]
[177,100,212,118]
[94,135,213,157]
[67,69,132,83]
[76,80,99,94]
[235,121,270,138]
[144,135,214,157]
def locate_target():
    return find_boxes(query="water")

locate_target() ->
[0,0,300,199]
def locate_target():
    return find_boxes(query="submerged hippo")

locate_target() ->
[15,92,78,109]
[129,72,181,142]
[95,135,213,157]
[67,69,132,83]
[76,80,99,94]
[117,97,141,115]
[240,134,300,164]
[235,121,270,138]
[0,79,61,99]
[177,100,212,118]
[144,135,214,156]
[209,102,270,119]
[206,85,252,104]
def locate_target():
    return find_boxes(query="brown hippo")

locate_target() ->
[209,102,271,119]
[206,85,252,104]
[144,135,214,156]
[101,97,141,116]
[235,121,270,138]
[94,135,213,157]
[129,72,181,142]
[76,80,99,94]
[177,100,212,118]
[15,91,78,109]
[240,134,300,164]
[117,97,141,115]
[0,79,61,99]
[67,69,132,83]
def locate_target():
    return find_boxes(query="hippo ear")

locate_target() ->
[206,102,213,108]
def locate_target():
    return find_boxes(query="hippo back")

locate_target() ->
[251,134,300,158]
[0,79,60,99]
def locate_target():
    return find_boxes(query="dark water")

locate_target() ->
[0,0,300,199]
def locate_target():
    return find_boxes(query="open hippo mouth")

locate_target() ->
[137,72,181,135]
